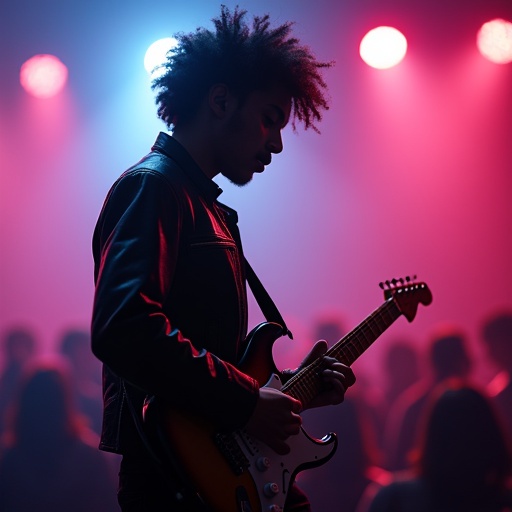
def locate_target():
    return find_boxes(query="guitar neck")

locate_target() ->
[281,298,402,406]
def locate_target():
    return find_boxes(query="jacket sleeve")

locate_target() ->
[91,170,259,430]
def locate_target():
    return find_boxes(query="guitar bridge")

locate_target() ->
[214,432,250,475]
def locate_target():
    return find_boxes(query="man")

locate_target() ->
[383,327,472,471]
[91,6,355,511]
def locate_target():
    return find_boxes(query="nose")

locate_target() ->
[267,131,284,154]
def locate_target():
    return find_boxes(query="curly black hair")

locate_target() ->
[152,5,333,132]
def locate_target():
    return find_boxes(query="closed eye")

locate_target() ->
[263,115,277,127]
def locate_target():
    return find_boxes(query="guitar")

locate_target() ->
[145,277,432,512]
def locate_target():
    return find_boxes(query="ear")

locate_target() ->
[208,84,231,118]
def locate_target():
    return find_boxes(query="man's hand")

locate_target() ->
[244,340,355,455]
[245,387,302,455]
[297,340,356,409]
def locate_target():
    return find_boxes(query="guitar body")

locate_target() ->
[149,322,338,512]
[145,280,432,511]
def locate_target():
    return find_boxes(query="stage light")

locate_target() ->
[144,37,178,78]
[477,18,512,64]
[20,54,68,98]
[360,26,408,69]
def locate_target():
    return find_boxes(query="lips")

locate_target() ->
[255,159,265,172]
[256,154,272,166]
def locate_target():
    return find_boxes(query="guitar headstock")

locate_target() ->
[379,276,433,322]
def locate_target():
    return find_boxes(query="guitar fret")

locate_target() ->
[296,371,318,404]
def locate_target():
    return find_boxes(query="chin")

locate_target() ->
[229,175,253,187]
[224,170,254,187]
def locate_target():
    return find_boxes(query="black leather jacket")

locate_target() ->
[91,132,259,454]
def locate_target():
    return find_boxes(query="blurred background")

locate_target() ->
[2,0,511,377]
[1,0,512,509]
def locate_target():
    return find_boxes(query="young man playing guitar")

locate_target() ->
[91,6,356,511]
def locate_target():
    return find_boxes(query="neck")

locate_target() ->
[172,123,218,180]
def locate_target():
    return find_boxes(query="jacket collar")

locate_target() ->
[152,131,223,202]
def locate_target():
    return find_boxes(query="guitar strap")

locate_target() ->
[216,197,293,341]
[244,257,294,340]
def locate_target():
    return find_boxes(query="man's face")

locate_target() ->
[215,85,292,186]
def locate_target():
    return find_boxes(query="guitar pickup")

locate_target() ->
[213,432,250,475]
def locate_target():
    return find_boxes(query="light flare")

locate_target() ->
[20,54,68,98]
[360,26,408,70]
[477,18,512,64]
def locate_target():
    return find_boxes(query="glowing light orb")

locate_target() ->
[144,37,178,77]
[477,18,512,64]
[360,26,408,69]
[20,54,68,98]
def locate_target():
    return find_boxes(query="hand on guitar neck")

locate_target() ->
[245,339,356,455]
[296,339,356,409]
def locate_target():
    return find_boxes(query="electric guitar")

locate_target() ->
[145,277,432,512]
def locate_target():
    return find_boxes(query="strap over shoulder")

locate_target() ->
[244,257,293,340]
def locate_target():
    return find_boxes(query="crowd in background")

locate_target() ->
[298,308,512,512]
[0,328,119,511]
[0,308,511,511]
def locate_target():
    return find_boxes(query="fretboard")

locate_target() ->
[281,298,402,406]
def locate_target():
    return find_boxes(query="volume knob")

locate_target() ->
[256,456,271,471]
[263,482,279,497]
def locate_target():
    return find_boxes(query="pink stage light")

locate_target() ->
[477,18,512,64]
[360,26,408,69]
[20,54,68,98]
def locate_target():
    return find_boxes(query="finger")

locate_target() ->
[322,367,355,391]
[329,377,347,397]
[284,420,302,436]
[290,397,303,414]
[321,360,356,388]
[339,365,356,387]
[301,340,328,367]
[320,379,346,405]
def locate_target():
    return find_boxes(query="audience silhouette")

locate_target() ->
[58,327,103,435]
[1,308,509,512]
[380,338,421,416]
[369,338,421,450]
[480,310,512,441]
[0,327,37,437]
[383,326,473,471]
[359,381,512,512]
[0,358,118,511]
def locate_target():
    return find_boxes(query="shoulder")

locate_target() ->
[104,157,187,215]
[116,157,183,197]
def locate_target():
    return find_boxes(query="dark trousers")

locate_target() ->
[118,454,195,511]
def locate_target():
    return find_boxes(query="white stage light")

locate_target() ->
[360,27,408,70]
[144,37,178,77]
